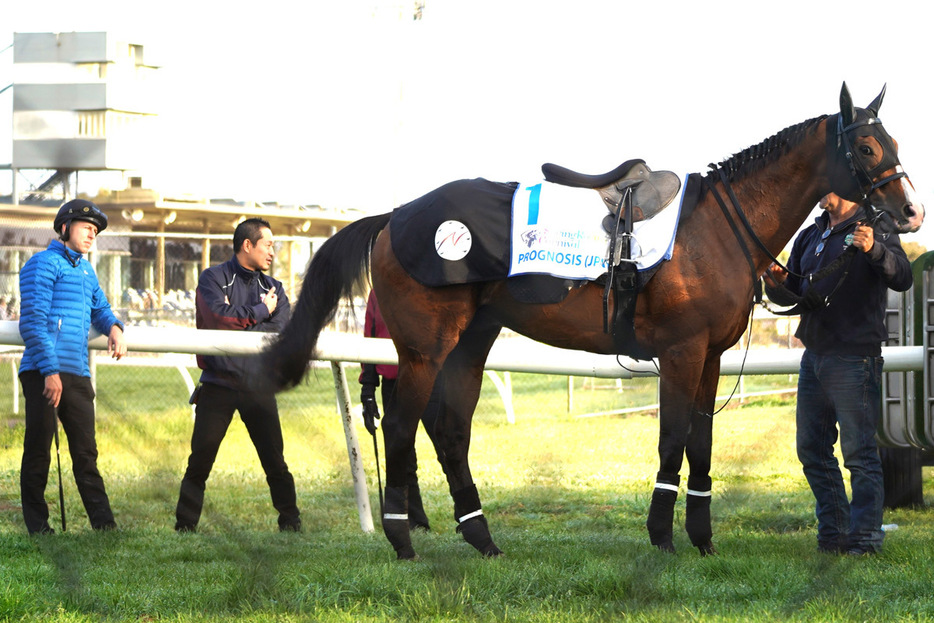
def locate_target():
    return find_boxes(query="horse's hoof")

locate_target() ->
[396,550,419,561]
[697,542,717,556]
[384,528,415,558]
[457,515,500,556]
[654,541,676,554]
[481,543,503,557]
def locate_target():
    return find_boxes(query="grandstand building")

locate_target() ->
[0,32,359,326]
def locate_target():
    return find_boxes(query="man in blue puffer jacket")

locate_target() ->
[18,199,127,535]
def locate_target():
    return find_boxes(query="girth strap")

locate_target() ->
[602,186,636,334]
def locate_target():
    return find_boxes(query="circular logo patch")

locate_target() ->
[434,220,472,261]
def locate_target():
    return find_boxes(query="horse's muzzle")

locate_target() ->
[897,201,925,233]
[898,176,925,233]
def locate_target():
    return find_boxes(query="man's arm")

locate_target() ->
[763,232,806,304]
[197,268,267,331]
[258,280,290,333]
[18,258,60,378]
[88,262,126,346]
[107,324,127,360]
[864,228,913,292]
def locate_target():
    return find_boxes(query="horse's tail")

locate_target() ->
[261,212,391,391]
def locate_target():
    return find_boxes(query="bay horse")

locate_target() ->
[263,84,923,558]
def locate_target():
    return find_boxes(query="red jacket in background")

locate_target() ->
[359,290,397,385]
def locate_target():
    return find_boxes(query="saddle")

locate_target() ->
[541,158,681,222]
[540,159,682,360]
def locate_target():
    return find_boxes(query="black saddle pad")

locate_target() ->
[390,178,517,287]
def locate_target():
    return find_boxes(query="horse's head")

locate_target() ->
[827,82,924,233]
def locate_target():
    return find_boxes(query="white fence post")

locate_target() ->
[483,370,516,424]
[330,361,375,533]
[10,357,18,414]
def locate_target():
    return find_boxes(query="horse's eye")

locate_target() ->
[859,145,874,156]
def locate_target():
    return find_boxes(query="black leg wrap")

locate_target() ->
[686,475,715,555]
[452,484,481,521]
[407,483,430,531]
[381,486,416,559]
[453,485,501,557]
[646,472,679,553]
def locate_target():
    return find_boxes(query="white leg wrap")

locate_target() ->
[654,482,679,493]
[457,509,484,523]
[383,513,408,521]
[687,489,712,497]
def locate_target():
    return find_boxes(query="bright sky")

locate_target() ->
[3,0,932,247]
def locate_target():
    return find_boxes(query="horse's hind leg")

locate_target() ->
[430,313,504,556]
[371,231,482,559]
[684,358,720,555]
[380,349,446,559]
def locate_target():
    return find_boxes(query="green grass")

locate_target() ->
[1,368,933,622]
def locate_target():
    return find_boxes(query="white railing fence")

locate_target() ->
[0,321,924,532]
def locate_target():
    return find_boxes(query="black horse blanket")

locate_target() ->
[390,178,517,287]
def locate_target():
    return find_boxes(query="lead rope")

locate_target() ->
[365,312,385,519]
[686,287,759,421]
[53,406,67,531]
[371,429,384,519]
[764,245,858,316]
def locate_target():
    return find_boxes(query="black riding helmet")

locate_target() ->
[53,199,108,240]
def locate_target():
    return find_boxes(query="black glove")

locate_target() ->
[360,385,380,435]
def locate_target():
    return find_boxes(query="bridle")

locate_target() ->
[835,116,906,195]
[827,107,908,229]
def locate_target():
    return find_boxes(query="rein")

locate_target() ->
[764,246,858,316]
[704,167,859,315]
[764,203,894,315]
[704,170,761,295]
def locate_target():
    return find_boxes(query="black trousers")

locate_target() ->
[175,382,300,530]
[19,370,115,534]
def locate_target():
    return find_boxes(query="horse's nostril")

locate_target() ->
[904,205,917,218]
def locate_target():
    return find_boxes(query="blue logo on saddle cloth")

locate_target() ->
[508,179,685,280]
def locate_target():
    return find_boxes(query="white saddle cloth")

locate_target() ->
[509,177,685,280]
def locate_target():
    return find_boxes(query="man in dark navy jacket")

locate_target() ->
[175,218,301,532]
[765,192,912,556]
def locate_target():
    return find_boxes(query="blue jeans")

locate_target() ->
[796,351,884,552]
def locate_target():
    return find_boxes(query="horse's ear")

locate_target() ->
[866,84,886,117]
[840,82,856,126]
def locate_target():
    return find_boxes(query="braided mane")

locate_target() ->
[706,115,828,182]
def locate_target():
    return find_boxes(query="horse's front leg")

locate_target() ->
[684,356,721,556]
[646,351,704,553]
